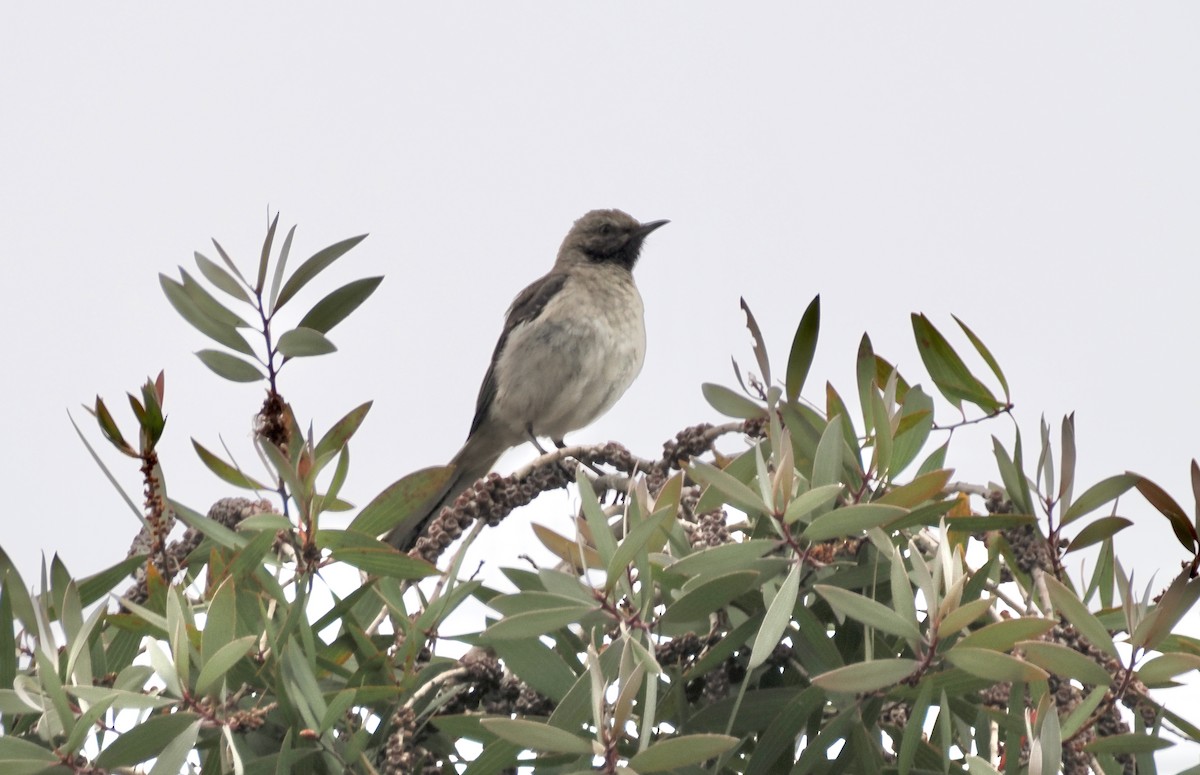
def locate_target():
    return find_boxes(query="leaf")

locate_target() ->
[1134,474,1200,552]
[77,554,149,607]
[275,234,368,311]
[804,502,908,541]
[811,659,920,693]
[749,563,800,669]
[952,315,1009,402]
[94,711,202,767]
[1083,733,1173,755]
[1017,641,1113,686]
[1061,473,1139,526]
[945,646,1049,683]
[911,313,1000,412]
[481,605,597,641]
[297,276,384,334]
[1130,569,1200,652]
[740,297,771,386]
[811,414,844,489]
[67,410,142,519]
[194,349,264,383]
[194,251,251,303]
[701,383,766,419]
[347,465,456,537]
[180,268,247,328]
[877,468,954,508]
[785,295,820,403]
[661,571,760,625]
[936,597,993,635]
[331,547,438,580]
[160,274,255,356]
[479,718,593,755]
[1066,516,1133,553]
[782,483,843,525]
[195,635,257,695]
[313,401,372,462]
[627,734,740,772]
[666,539,777,578]
[490,639,578,702]
[1043,575,1118,659]
[277,327,337,358]
[816,584,922,641]
[192,439,267,489]
[1137,653,1200,684]
[956,617,1057,651]
[268,224,297,312]
[256,212,279,293]
[689,460,768,516]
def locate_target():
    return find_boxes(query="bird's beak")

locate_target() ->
[637,219,669,237]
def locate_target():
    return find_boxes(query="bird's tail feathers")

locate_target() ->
[384,427,509,551]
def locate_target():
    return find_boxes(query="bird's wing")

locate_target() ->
[468,270,570,436]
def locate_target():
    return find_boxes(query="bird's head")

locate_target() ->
[559,209,669,271]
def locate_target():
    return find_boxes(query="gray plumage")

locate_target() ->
[385,209,668,551]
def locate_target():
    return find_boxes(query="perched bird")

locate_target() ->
[385,209,668,551]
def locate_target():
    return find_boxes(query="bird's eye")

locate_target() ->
[599,223,614,235]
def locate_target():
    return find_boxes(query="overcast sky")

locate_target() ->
[4,4,1199,767]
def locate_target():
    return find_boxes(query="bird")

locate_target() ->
[385,209,668,551]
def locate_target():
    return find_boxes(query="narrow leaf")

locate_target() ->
[297,276,383,334]
[194,350,264,383]
[785,295,820,403]
[275,234,368,311]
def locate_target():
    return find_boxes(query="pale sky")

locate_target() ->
[4,4,1199,768]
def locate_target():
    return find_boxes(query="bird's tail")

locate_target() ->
[384,427,509,551]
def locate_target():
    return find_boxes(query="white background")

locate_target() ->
[3,4,1198,769]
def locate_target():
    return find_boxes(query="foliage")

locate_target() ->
[3,217,1200,774]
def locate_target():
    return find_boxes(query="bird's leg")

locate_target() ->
[526,425,550,455]
[555,436,608,491]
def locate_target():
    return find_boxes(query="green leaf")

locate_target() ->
[936,597,993,635]
[1017,641,1113,686]
[1134,474,1200,552]
[94,711,202,767]
[945,646,1049,683]
[192,439,267,489]
[1061,474,1138,526]
[877,468,954,508]
[740,297,771,387]
[195,251,251,303]
[68,410,142,519]
[661,571,760,625]
[782,483,843,525]
[331,547,438,580]
[0,736,58,766]
[1043,575,1118,659]
[275,234,368,311]
[689,460,768,517]
[297,276,384,334]
[481,605,597,641]
[179,268,247,328]
[268,224,297,312]
[491,639,578,702]
[195,635,257,695]
[785,295,820,403]
[804,502,907,541]
[956,617,1056,651]
[1083,733,1173,755]
[701,382,766,419]
[911,313,1000,411]
[952,315,1009,402]
[749,563,800,669]
[578,471,618,570]
[1137,652,1200,684]
[348,465,456,538]
[816,584,922,642]
[480,718,593,754]
[1066,516,1133,553]
[194,349,264,383]
[627,734,740,772]
[256,212,280,293]
[1130,569,1200,652]
[160,274,255,356]
[277,326,337,358]
[811,659,920,693]
[314,401,372,461]
[77,553,149,606]
[992,433,1034,516]
[666,539,777,578]
[811,414,845,489]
